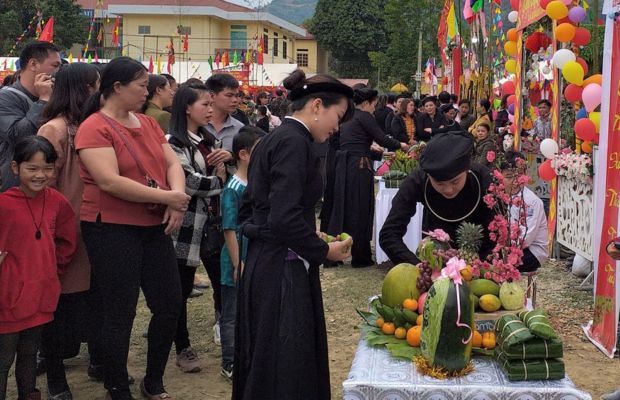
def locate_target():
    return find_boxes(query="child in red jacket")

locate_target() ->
[0,136,77,400]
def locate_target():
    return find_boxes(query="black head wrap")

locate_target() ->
[420,131,474,181]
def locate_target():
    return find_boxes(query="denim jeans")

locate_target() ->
[220,284,237,368]
[0,326,42,400]
[82,222,181,398]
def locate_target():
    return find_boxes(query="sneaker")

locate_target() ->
[602,389,620,400]
[220,364,233,381]
[213,322,221,346]
[88,365,135,385]
[175,347,201,373]
[36,353,46,376]
[47,389,73,400]
[188,288,203,298]
[193,273,210,289]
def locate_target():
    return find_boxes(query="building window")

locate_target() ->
[273,32,278,57]
[178,26,191,35]
[138,25,151,34]
[282,37,287,59]
[296,50,308,67]
[230,24,247,50]
[263,33,268,53]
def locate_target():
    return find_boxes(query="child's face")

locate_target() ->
[476,126,489,141]
[11,151,54,197]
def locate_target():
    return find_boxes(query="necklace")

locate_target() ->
[23,190,46,240]
[423,171,481,223]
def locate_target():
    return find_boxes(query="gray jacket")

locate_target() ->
[0,81,47,191]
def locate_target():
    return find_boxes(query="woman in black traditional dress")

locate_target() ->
[234,69,354,400]
[327,87,409,267]
[379,131,496,265]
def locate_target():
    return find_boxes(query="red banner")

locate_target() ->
[213,68,250,94]
[586,18,620,357]
[547,20,560,250]
[513,31,523,150]
[516,0,546,31]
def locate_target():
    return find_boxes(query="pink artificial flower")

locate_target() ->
[484,271,492,280]
[483,194,496,208]
[426,229,451,242]
[486,151,496,163]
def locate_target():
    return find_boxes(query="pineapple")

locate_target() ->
[456,222,484,263]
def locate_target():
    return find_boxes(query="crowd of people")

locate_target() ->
[0,41,554,400]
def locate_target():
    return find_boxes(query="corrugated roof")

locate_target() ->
[76,0,251,12]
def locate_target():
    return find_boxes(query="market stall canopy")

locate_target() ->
[391,83,409,93]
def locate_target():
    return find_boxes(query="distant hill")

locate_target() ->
[265,0,317,25]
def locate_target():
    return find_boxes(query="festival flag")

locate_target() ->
[222,51,229,66]
[87,53,92,63]
[471,0,482,13]
[438,0,451,67]
[94,52,99,63]
[1,59,6,70]
[97,25,104,44]
[35,18,43,38]
[39,16,54,43]
[233,50,238,65]
[245,48,252,63]
[156,54,162,74]
[111,17,120,47]
[68,53,73,63]
[148,55,154,73]
[208,55,214,70]
[167,38,175,73]
[463,0,474,24]
[215,51,221,68]
[257,36,264,65]
[9,59,15,71]
[183,33,188,52]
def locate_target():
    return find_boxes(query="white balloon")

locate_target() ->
[508,11,519,23]
[552,49,576,69]
[540,138,559,159]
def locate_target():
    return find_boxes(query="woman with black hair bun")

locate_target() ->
[143,74,174,133]
[325,87,408,268]
[468,98,494,135]
[234,68,353,400]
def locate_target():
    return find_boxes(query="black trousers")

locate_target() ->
[0,326,42,400]
[174,263,197,353]
[519,248,541,273]
[200,250,222,319]
[82,222,181,398]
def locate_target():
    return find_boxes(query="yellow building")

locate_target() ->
[76,0,326,76]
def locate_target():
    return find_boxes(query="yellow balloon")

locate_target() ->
[504,41,518,57]
[505,59,517,74]
[562,61,584,85]
[589,111,601,133]
[546,1,569,20]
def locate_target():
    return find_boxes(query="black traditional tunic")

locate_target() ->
[379,163,495,265]
[234,118,331,400]
[416,112,447,141]
[327,109,401,265]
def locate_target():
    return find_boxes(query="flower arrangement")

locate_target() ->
[550,151,593,184]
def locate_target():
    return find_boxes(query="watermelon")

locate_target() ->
[420,277,474,372]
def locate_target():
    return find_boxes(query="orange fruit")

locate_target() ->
[461,266,473,282]
[375,317,385,328]
[482,332,496,349]
[472,331,483,348]
[381,322,396,335]
[416,314,423,326]
[402,298,418,311]
[406,326,422,347]
[394,327,407,339]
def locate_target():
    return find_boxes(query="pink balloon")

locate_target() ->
[582,83,602,112]
[561,0,572,4]
[508,114,515,123]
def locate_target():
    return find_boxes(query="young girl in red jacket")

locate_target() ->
[0,136,77,400]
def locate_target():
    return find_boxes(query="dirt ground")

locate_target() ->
[5,259,618,399]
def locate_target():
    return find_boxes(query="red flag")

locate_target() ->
[222,51,229,66]
[94,52,99,63]
[257,36,264,65]
[112,17,120,47]
[167,38,175,73]
[183,33,188,52]
[463,0,474,24]
[215,51,221,68]
[148,55,154,73]
[39,16,54,43]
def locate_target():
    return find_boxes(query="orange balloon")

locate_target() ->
[507,28,518,42]
[581,141,593,153]
[583,74,602,86]
[555,23,576,43]
[504,41,518,57]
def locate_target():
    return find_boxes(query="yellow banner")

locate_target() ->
[517,0,547,31]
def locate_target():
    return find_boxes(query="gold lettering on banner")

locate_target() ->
[609,226,618,238]
[606,264,616,285]
[614,114,620,133]
[610,153,620,169]
[608,188,620,207]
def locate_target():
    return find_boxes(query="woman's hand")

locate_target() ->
[370,143,384,153]
[163,207,185,235]
[233,261,245,283]
[606,241,620,260]
[326,237,353,261]
[0,251,6,266]
[165,190,191,211]
[400,142,409,151]
[207,149,233,166]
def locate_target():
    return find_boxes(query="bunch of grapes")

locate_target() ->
[431,248,460,263]
[416,261,434,293]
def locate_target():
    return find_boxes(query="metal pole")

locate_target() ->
[416,21,422,98]
[592,0,600,74]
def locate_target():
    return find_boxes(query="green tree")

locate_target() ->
[369,0,442,90]
[308,0,387,77]
[0,0,88,55]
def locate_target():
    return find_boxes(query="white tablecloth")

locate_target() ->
[374,181,424,264]
[343,338,592,400]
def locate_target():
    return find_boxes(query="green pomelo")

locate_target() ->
[499,281,525,311]
[470,279,500,297]
[381,263,421,306]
